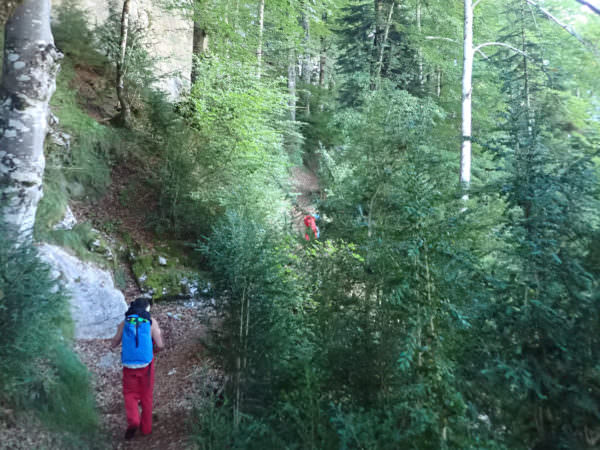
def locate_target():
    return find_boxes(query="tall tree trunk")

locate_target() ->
[191,21,208,84]
[288,48,296,121]
[0,0,62,239]
[460,0,474,198]
[417,0,424,91]
[520,0,533,135]
[300,3,312,117]
[116,0,132,127]
[370,0,384,89]
[257,0,265,79]
[319,35,326,87]
[375,1,394,81]
[301,5,311,84]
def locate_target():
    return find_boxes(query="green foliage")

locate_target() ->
[36,57,113,239]
[0,227,99,447]
[153,57,292,239]
[53,0,106,67]
[95,3,160,114]
[199,210,308,417]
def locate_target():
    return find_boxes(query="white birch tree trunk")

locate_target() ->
[461,0,474,197]
[257,0,265,79]
[417,0,424,91]
[116,0,132,127]
[375,1,394,81]
[0,0,62,238]
[288,48,297,121]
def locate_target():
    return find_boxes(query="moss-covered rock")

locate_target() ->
[130,246,209,300]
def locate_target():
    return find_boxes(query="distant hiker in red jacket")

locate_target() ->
[111,298,164,440]
[304,214,320,241]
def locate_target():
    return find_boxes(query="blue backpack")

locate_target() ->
[122,314,153,366]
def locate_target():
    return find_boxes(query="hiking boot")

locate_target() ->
[125,427,137,440]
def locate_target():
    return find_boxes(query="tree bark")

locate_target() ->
[257,0,265,79]
[0,0,24,26]
[370,0,385,88]
[460,0,473,198]
[191,21,208,84]
[0,0,62,238]
[288,48,296,121]
[319,36,326,87]
[417,0,424,91]
[301,4,311,84]
[375,2,394,82]
[116,0,132,127]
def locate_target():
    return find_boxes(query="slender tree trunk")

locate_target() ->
[0,0,62,238]
[417,0,424,91]
[191,21,208,84]
[520,0,533,134]
[257,0,265,79]
[116,0,132,127]
[437,66,442,97]
[370,0,384,88]
[301,4,311,84]
[288,48,296,121]
[319,11,328,88]
[375,2,394,81]
[460,0,474,198]
[319,36,326,87]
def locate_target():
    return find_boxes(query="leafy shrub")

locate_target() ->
[0,225,99,446]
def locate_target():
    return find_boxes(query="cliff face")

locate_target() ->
[51,0,193,99]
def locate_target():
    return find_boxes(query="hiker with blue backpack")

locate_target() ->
[110,297,164,440]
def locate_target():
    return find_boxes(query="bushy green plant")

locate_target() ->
[198,209,310,434]
[150,57,292,239]
[53,0,106,67]
[0,226,99,447]
[95,3,160,115]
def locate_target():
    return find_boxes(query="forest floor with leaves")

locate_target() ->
[0,295,221,450]
[75,297,220,449]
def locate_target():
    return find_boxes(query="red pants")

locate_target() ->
[123,359,155,435]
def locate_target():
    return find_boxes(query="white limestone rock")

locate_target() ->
[38,244,127,339]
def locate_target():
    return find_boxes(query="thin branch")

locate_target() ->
[474,41,528,57]
[425,36,458,44]
[526,0,600,59]
[576,0,600,16]
[473,0,484,9]
[475,49,489,59]
[426,36,487,57]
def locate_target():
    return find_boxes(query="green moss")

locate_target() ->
[130,246,209,300]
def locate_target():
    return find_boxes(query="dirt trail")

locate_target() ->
[291,165,321,234]
[75,299,217,449]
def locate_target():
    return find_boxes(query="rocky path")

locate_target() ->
[75,299,219,449]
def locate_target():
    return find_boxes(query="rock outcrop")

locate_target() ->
[50,0,193,99]
[39,243,127,339]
